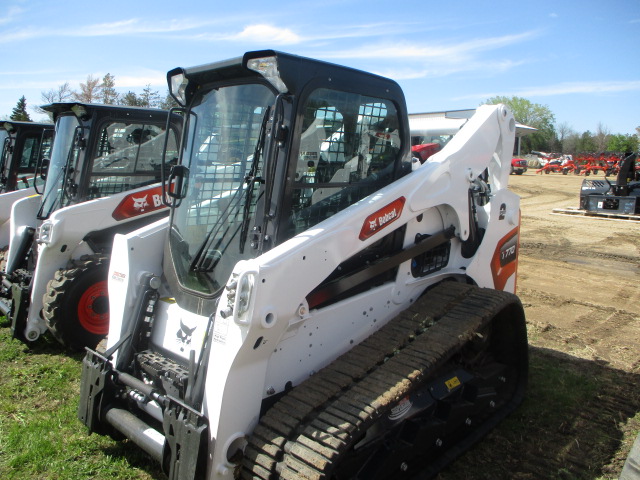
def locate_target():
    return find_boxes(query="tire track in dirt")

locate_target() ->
[519,287,638,318]
[520,241,640,265]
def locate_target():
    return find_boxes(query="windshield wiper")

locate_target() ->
[36,165,68,219]
[239,106,270,254]
[189,106,271,273]
[189,182,245,272]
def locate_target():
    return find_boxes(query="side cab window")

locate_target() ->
[88,122,178,198]
[286,88,402,237]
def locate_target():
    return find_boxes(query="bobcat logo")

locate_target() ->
[132,195,149,211]
[176,319,197,352]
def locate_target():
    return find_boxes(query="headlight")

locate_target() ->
[220,268,257,324]
[37,221,53,244]
[246,56,288,94]
[71,104,88,119]
[236,272,255,317]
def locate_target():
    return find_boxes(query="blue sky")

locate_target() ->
[1,0,639,135]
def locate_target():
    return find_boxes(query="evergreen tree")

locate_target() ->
[100,73,119,104]
[119,91,143,107]
[139,84,161,108]
[10,96,31,121]
[159,90,179,110]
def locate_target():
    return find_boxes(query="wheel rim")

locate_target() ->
[77,280,109,334]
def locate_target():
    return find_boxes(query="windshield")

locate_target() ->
[0,130,11,184]
[170,83,275,295]
[38,114,80,219]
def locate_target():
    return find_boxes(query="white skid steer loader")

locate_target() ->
[0,103,181,350]
[79,51,528,480]
[0,120,53,250]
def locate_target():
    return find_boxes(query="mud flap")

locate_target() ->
[162,401,209,480]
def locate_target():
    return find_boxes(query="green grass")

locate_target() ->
[0,325,161,480]
[1,321,638,480]
[439,347,640,479]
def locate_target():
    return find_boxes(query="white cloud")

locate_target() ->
[75,18,217,36]
[0,6,24,26]
[376,59,527,80]
[322,30,540,62]
[0,17,223,43]
[518,81,640,96]
[190,21,428,46]
[116,72,168,88]
[228,24,302,45]
[454,80,640,100]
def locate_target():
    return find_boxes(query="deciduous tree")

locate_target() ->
[594,122,610,152]
[73,75,102,103]
[576,131,597,153]
[555,122,575,153]
[36,82,74,119]
[483,96,556,153]
[607,134,638,153]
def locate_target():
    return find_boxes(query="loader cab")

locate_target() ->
[0,121,53,193]
[164,50,411,310]
[36,102,180,220]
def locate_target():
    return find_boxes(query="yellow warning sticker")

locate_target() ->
[445,376,461,390]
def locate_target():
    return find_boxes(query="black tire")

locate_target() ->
[43,254,110,351]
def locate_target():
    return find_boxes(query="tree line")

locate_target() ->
[6,81,640,156]
[484,96,639,156]
[6,73,177,122]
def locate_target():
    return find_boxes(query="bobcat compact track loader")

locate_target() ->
[0,120,53,248]
[79,50,528,479]
[0,103,181,349]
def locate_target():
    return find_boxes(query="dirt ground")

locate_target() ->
[514,172,640,374]
[439,171,640,479]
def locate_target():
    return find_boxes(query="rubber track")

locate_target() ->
[240,282,518,480]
